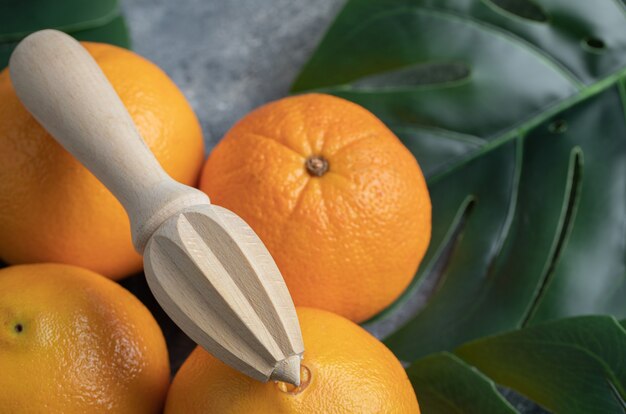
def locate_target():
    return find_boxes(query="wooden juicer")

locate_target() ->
[9,29,304,385]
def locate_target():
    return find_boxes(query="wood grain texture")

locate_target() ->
[145,205,304,382]
[9,29,304,384]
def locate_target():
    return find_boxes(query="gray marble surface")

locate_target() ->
[122,0,345,148]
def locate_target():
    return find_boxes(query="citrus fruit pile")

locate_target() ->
[0,41,430,413]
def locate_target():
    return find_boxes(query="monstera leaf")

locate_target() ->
[294,1,626,411]
[406,352,517,413]
[0,0,130,69]
[455,315,626,413]
[293,0,626,356]
[405,316,626,413]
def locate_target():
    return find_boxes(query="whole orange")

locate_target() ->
[0,42,204,280]
[200,94,431,322]
[0,263,170,413]
[165,307,419,413]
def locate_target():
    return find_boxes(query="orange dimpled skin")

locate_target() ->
[200,94,431,322]
[0,42,205,279]
[0,263,170,413]
[165,307,419,414]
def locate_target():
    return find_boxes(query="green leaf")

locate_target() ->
[456,315,626,414]
[0,0,130,69]
[293,0,626,361]
[407,352,518,413]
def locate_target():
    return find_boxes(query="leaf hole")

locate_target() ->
[364,196,477,337]
[582,37,606,53]
[428,197,476,296]
[522,149,583,325]
[548,119,567,134]
[350,62,471,91]
[484,0,549,23]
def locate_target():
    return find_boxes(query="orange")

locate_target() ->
[165,307,419,413]
[200,94,431,322]
[0,263,170,413]
[0,42,204,280]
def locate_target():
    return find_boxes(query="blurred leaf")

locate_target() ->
[407,352,518,413]
[0,0,119,41]
[293,0,626,362]
[456,316,626,414]
[0,0,129,69]
[66,14,129,45]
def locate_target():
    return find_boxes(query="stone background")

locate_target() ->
[122,0,344,148]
